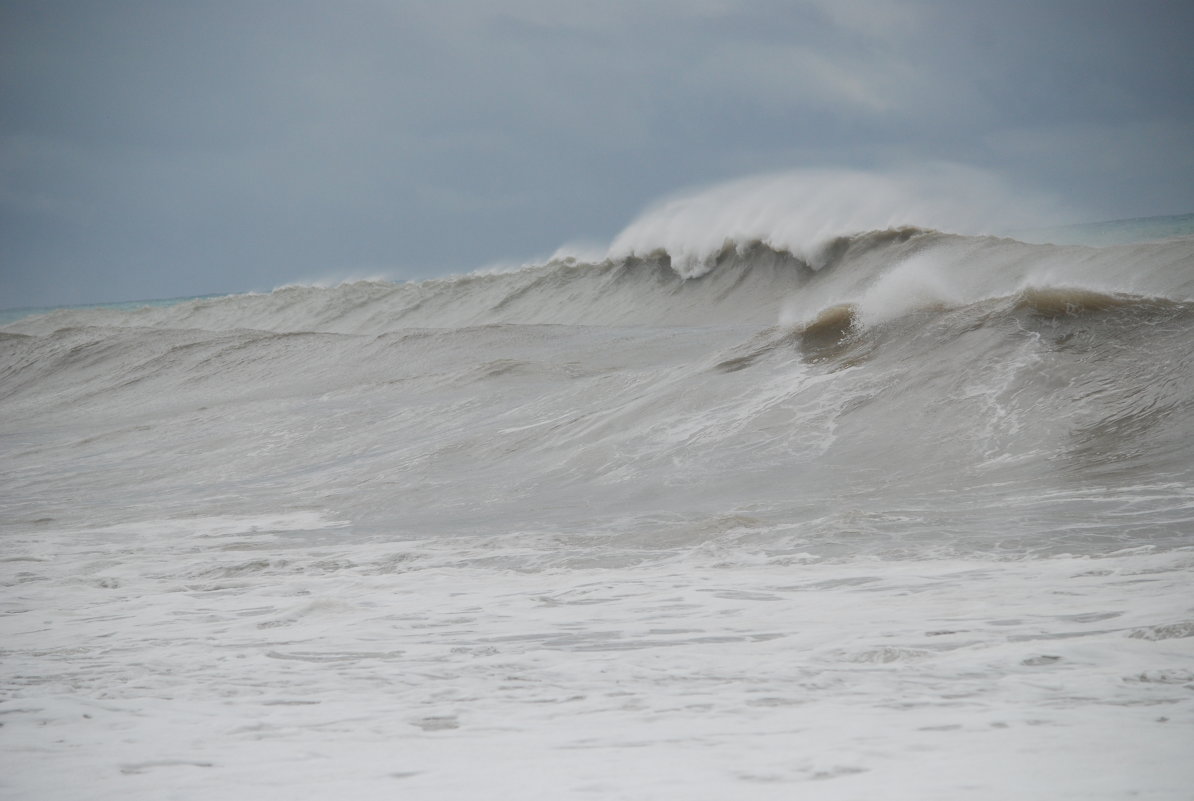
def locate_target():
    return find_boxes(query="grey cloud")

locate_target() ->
[2,0,1192,307]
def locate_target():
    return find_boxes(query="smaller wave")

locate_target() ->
[792,304,876,367]
[798,303,857,346]
[1012,287,1182,318]
[786,286,1193,374]
[795,287,1187,335]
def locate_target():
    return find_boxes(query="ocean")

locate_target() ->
[2,218,1193,798]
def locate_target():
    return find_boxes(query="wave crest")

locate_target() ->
[605,165,1070,276]
[4,228,1192,337]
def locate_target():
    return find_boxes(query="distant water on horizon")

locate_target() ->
[0,293,225,327]
[3,204,1193,799]
[1010,211,1194,246]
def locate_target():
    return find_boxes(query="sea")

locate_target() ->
[2,207,1193,799]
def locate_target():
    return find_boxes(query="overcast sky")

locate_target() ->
[2,0,1192,307]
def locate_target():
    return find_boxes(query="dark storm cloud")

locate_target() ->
[2,0,1192,306]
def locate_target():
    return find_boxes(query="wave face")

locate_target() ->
[4,219,1194,799]
[4,228,1193,554]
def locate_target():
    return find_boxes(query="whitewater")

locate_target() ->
[3,176,1194,799]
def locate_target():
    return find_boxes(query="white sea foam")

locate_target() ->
[4,514,1192,800]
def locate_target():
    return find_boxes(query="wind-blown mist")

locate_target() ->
[602,164,1073,275]
[3,172,1193,800]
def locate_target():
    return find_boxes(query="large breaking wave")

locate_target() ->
[3,167,1193,558]
[5,228,1193,336]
